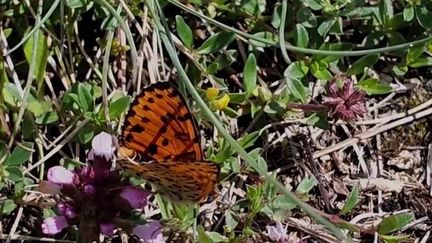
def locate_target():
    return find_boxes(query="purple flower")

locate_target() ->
[39,132,153,241]
[100,223,116,237]
[120,187,151,209]
[57,202,76,219]
[83,184,96,195]
[133,221,165,243]
[322,76,367,121]
[266,221,290,243]
[42,216,69,235]
[47,166,75,184]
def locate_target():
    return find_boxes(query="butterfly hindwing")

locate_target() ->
[121,160,220,202]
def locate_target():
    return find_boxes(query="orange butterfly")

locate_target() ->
[118,82,220,202]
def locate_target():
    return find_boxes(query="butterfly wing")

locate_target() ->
[121,82,203,161]
[119,82,219,202]
[120,159,219,202]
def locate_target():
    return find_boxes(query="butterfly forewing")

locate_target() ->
[121,82,203,161]
[119,82,219,202]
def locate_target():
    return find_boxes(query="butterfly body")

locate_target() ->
[119,82,219,203]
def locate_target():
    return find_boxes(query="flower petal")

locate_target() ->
[83,184,96,195]
[100,223,116,237]
[47,166,75,184]
[91,132,116,161]
[133,221,165,243]
[119,187,151,209]
[266,221,288,242]
[42,216,69,235]
[57,202,76,219]
[266,225,282,241]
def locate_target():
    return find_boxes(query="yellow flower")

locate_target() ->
[213,94,230,110]
[206,87,219,101]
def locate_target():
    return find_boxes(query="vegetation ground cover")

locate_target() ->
[1,0,432,242]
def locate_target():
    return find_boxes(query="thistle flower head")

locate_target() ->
[322,76,367,121]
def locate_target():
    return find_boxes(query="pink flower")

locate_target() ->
[41,216,69,235]
[120,187,151,209]
[266,221,290,243]
[322,77,367,121]
[47,166,75,184]
[133,221,165,243]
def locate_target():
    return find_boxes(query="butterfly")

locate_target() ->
[118,82,220,202]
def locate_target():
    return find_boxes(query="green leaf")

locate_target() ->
[403,6,414,22]
[1,199,16,215]
[28,99,51,117]
[213,50,237,71]
[0,141,9,164]
[249,32,274,48]
[197,32,236,54]
[285,76,307,103]
[238,131,260,149]
[311,61,332,80]
[377,213,414,235]
[304,0,321,10]
[78,125,94,144]
[346,54,380,76]
[407,44,426,62]
[273,194,297,211]
[175,15,193,48]
[222,106,238,118]
[298,8,317,28]
[378,0,394,27]
[415,6,432,30]
[109,95,131,120]
[77,83,94,112]
[336,220,360,233]
[392,64,408,76]
[380,234,411,243]
[357,79,393,95]
[271,5,282,28]
[248,148,267,173]
[408,57,432,68]
[306,112,328,129]
[247,185,263,213]
[341,186,359,215]
[35,111,59,125]
[66,0,87,8]
[284,61,309,79]
[295,176,317,194]
[5,166,23,182]
[294,24,309,48]
[318,18,336,36]
[243,53,257,96]
[225,211,238,230]
[5,142,34,166]
[197,225,212,243]
[22,111,36,139]
[227,93,246,104]
[207,232,228,243]
[23,29,49,96]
